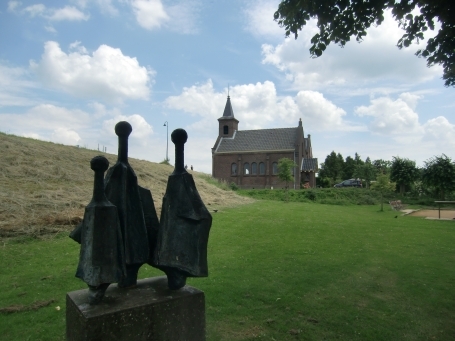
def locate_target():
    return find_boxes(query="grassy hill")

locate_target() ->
[0,132,253,238]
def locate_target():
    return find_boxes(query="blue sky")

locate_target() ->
[1,0,454,173]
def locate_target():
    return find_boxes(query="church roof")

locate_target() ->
[222,96,234,118]
[301,158,318,172]
[215,127,298,153]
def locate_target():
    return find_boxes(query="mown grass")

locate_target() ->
[0,132,253,238]
[1,201,454,340]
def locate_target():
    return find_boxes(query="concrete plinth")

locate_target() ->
[66,276,205,341]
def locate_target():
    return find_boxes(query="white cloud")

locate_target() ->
[165,79,357,132]
[51,127,81,144]
[7,1,21,12]
[166,1,201,34]
[12,3,89,21]
[261,10,441,93]
[44,25,57,33]
[102,114,154,140]
[71,0,88,7]
[47,6,89,21]
[0,64,37,107]
[131,0,169,30]
[128,0,200,34]
[30,41,153,102]
[88,102,123,118]
[96,0,119,16]
[69,0,119,15]
[295,91,360,132]
[244,0,284,41]
[23,4,46,17]
[355,94,423,135]
[0,104,89,145]
[0,104,158,152]
[423,116,455,147]
[69,40,88,53]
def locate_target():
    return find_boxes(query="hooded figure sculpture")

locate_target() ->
[74,156,126,304]
[103,121,159,288]
[153,129,212,290]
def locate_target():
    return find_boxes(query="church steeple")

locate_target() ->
[222,95,235,118]
[217,95,239,138]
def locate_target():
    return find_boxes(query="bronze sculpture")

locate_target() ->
[104,121,159,288]
[70,123,211,304]
[152,129,212,289]
[74,156,126,304]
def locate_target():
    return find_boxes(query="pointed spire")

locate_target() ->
[222,95,235,118]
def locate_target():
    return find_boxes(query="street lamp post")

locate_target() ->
[163,121,168,162]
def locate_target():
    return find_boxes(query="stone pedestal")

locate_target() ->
[66,276,205,341]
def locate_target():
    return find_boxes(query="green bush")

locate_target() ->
[305,189,317,201]
[237,187,398,206]
[356,195,377,205]
[229,182,239,191]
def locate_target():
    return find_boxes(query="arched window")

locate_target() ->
[272,162,278,175]
[251,162,257,175]
[244,162,250,175]
[223,125,229,134]
[231,163,237,175]
[259,162,265,175]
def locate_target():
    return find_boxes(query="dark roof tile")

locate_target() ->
[216,128,297,153]
[301,158,318,171]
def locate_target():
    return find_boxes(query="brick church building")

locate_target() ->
[212,96,318,189]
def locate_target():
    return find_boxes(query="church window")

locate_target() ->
[259,162,265,175]
[251,162,257,175]
[272,162,278,175]
[244,162,250,175]
[223,125,229,134]
[231,163,237,175]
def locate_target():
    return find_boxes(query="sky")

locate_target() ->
[1,0,454,174]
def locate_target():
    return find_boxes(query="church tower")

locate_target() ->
[217,95,238,138]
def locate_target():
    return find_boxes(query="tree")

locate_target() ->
[319,151,344,182]
[371,173,396,211]
[278,157,298,201]
[390,157,420,195]
[354,153,364,168]
[422,154,455,199]
[274,0,455,87]
[343,155,356,180]
[354,157,376,189]
[372,159,392,175]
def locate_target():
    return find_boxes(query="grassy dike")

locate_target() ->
[1,201,454,340]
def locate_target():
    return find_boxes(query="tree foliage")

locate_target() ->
[372,159,392,175]
[319,151,344,181]
[274,0,455,87]
[390,157,420,195]
[354,157,376,188]
[422,154,455,199]
[278,157,298,201]
[343,156,356,180]
[371,173,396,211]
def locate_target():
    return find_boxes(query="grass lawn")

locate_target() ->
[1,201,454,340]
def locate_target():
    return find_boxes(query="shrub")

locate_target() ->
[357,195,376,205]
[229,182,239,191]
[305,190,317,201]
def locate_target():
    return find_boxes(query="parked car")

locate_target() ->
[334,179,362,188]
